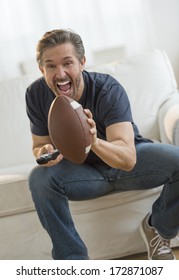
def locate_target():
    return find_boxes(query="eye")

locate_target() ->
[46,64,56,69]
[64,61,73,67]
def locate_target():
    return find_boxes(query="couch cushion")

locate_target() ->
[69,187,161,215]
[0,74,39,168]
[173,119,179,146]
[158,100,179,144]
[0,162,161,220]
[89,50,178,141]
[0,164,35,217]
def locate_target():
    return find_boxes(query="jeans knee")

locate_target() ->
[28,165,65,200]
[28,166,47,196]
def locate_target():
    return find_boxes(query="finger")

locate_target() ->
[45,144,55,153]
[87,118,96,128]
[44,154,63,167]
[84,109,93,119]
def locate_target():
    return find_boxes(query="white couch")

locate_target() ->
[0,50,179,260]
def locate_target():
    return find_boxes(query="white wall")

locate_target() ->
[146,0,179,84]
[0,0,178,84]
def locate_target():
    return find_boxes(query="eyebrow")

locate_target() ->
[44,56,73,64]
[63,56,73,60]
[44,59,53,63]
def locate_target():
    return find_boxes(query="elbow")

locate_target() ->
[116,153,137,171]
[125,152,137,171]
[124,157,136,171]
[124,147,137,171]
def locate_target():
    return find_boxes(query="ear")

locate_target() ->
[39,65,44,75]
[80,56,86,71]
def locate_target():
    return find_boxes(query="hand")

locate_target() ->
[37,144,63,167]
[83,109,98,147]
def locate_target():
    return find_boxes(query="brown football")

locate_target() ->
[48,95,92,164]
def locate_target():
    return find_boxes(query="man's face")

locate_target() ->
[39,43,86,101]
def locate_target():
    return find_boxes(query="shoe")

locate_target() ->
[139,213,175,260]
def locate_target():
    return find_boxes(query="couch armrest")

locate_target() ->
[173,119,179,146]
[158,95,179,144]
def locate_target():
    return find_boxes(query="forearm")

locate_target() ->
[91,138,136,171]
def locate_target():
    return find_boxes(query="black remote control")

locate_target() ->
[36,149,60,165]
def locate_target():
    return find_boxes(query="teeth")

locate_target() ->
[57,81,69,85]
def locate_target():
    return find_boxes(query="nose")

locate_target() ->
[55,65,66,79]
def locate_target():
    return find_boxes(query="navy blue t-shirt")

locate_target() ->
[26,70,151,164]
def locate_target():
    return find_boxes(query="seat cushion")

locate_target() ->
[0,164,35,217]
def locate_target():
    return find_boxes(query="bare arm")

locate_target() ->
[85,109,136,171]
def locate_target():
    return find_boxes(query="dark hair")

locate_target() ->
[36,29,85,66]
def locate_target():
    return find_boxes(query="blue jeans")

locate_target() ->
[28,143,179,259]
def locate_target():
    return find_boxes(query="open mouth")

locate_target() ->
[56,81,71,94]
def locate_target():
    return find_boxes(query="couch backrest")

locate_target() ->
[89,50,178,140]
[0,74,39,168]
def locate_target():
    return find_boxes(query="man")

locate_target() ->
[26,29,179,260]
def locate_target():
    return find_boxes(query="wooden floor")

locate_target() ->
[118,247,179,260]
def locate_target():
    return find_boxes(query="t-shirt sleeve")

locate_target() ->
[98,82,133,128]
[25,88,49,136]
